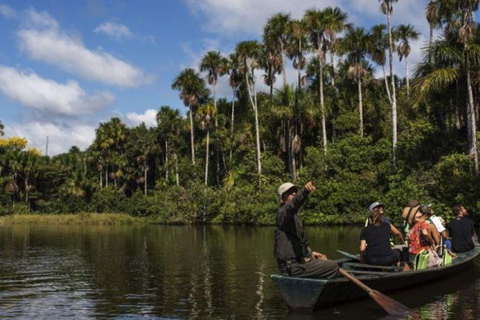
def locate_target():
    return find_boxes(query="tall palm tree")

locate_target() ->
[380,0,399,164]
[304,8,329,153]
[371,24,392,103]
[172,68,208,166]
[287,19,308,91]
[338,27,374,137]
[263,13,291,87]
[260,43,282,98]
[323,7,350,87]
[396,24,420,101]
[235,40,263,186]
[197,103,217,186]
[223,53,241,161]
[200,50,225,186]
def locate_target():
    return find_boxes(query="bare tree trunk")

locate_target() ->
[205,128,210,186]
[213,82,221,187]
[245,67,262,186]
[174,152,179,186]
[105,168,108,187]
[165,140,169,180]
[358,79,364,137]
[230,99,235,160]
[330,52,335,87]
[99,171,102,189]
[318,46,327,154]
[405,55,410,103]
[466,70,479,174]
[387,8,398,166]
[383,65,392,104]
[144,167,147,195]
[189,106,195,165]
[281,42,287,86]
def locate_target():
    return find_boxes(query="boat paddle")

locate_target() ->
[338,267,410,316]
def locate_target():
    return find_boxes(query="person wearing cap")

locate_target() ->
[359,203,402,266]
[366,202,404,244]
[273,181,339,278]
[447,205,475,253]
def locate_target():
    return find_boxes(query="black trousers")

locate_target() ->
[278,259,339,279]
[365,249,401,266]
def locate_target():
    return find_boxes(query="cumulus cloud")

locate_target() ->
[0,65,114,116]
[94,21,133,40]
[183,0,430,79]
[15,8,151,87]
[5,121,97,156]
[125,109,158,128]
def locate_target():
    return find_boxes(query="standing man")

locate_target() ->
[274,181,338,278]
[447,205,476,253]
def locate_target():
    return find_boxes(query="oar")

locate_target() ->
[338,267,410,316]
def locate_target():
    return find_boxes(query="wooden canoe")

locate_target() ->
[271,247,480,312]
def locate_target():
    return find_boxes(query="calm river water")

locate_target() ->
[0,224,479,319]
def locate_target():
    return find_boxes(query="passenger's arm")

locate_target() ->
[390,224,404,244]
[359,240,367,262]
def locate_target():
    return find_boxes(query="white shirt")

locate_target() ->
[429,216,446,234]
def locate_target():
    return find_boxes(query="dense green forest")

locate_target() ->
[1,1,479,225]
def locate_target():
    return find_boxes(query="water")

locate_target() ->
[0,224,479,319]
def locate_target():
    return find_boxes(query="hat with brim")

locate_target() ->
[368,201,385,213]
[277,182,299,198]
[401,202,421,225]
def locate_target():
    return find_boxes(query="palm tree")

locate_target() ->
[235,40,263,186]
[379,0,399,164]
[395,24,420,101]
[304,8,329,153]
[396,24,420,101]
[338,27,374,137]
[197,103,217,186]
[263,13,291,87]
[0,120,4,137]
[222,53,241,162]
[172,68,209,166]
[200,50,225,186]
[371,24,392,103]
[260,42,282,98]
[323,7,350,87]
[287,19,308,91]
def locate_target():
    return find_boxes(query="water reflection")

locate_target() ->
[0,225,479,318]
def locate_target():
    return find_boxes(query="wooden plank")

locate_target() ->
[342,262,402,271]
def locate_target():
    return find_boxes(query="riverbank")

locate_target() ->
[0,213,144,225]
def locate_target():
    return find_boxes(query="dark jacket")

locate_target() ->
[273,188,310,261]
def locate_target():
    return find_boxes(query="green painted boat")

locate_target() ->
[271,247,480,312]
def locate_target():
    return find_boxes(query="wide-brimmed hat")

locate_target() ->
[277,182,299,198]
[368,201,385,213]
[401,200,421,225]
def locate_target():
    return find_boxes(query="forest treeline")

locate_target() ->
[1,1,480,225]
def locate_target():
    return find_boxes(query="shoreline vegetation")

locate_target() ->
[1,4,480,226]
[0,213,144,226]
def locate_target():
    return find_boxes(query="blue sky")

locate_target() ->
[0,0,437,155]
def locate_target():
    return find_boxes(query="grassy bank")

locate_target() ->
[0,213,145,226]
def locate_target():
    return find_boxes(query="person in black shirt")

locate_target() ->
[274,181,338,278]
[447,205,475,253]
[360,205,401,266]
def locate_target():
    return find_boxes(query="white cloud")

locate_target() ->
[5,121,97,156]
[125,109,158,128]
[0,4,17,19]
[184,0,431,79]
[15,8,151,87]
[94,21,133,40]
[0,65,114,116]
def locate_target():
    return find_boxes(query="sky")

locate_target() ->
[0,0,438,155]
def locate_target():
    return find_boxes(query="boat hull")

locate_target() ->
[271,247,480,311]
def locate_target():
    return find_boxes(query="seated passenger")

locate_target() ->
[419,205,442,252]
[359,205,401,266]
[366,201,404,244]
[447,205,476,253]
[408,209,436,259]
